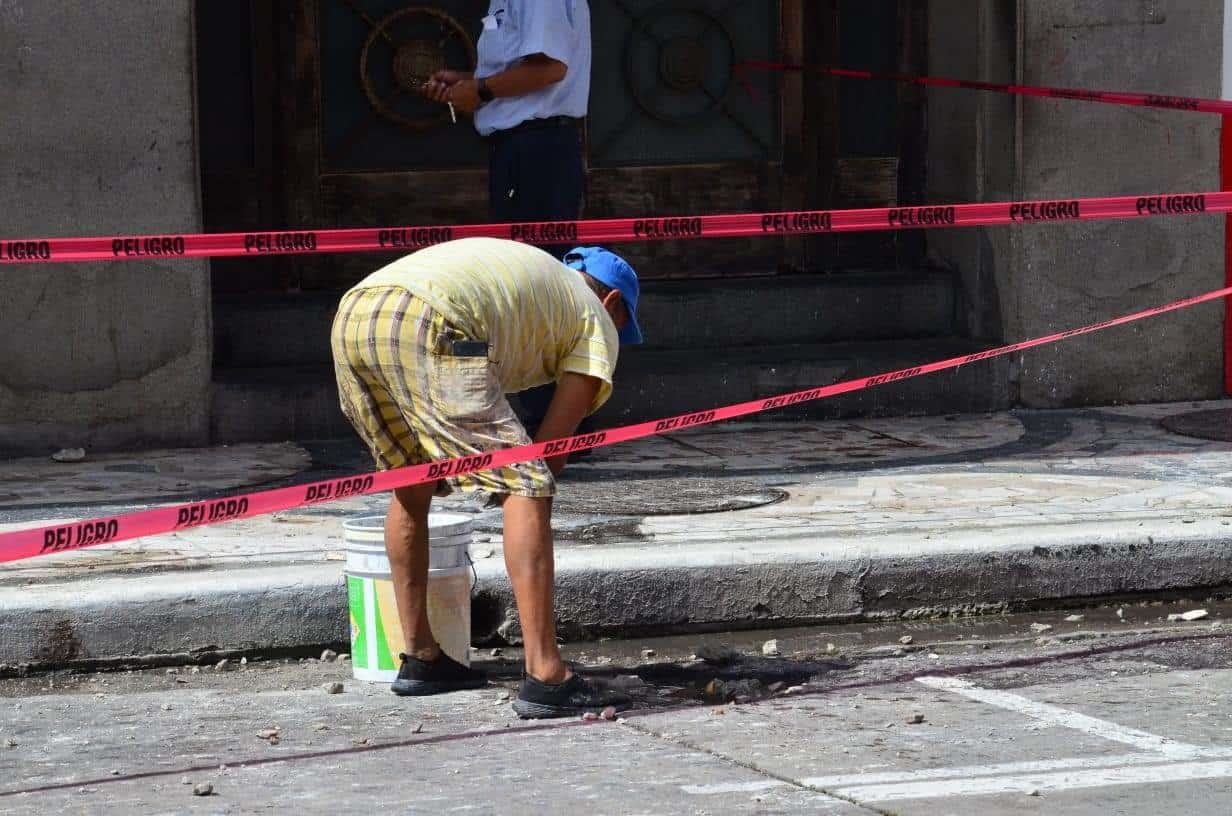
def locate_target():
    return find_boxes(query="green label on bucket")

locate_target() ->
[372,586,395,670]
[347,575,368,669]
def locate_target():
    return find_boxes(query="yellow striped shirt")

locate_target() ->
[348,238,619,413]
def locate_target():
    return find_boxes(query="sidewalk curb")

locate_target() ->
[3,524,1231,667]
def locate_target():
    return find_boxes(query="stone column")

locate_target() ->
[0,0,211,452]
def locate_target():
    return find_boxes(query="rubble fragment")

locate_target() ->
[192,783,213,797]
[323,682,344,694]
[762,639,780,656]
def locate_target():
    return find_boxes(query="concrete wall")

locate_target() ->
[0,1,211,454]
[928,0,1225,407]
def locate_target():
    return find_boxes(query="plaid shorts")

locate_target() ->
[330,287,555,498]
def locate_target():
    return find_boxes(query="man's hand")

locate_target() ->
[533,373,602,476]
[448,78,483,115]
[421,69,471,103]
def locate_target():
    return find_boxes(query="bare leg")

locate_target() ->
[502,494,568,683]
[385,483,440,660]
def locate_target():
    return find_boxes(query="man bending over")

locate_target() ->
[331,237,643,718]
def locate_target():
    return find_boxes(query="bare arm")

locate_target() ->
[533,372,602,476]
[448,54,568,114]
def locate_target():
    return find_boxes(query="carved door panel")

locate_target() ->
[286,0,489,290]
[586,0,796,279]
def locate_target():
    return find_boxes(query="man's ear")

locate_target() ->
[601,289,627,326]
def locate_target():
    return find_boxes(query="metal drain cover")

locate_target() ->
[554,477,788,516]
[1161,408,1232,441]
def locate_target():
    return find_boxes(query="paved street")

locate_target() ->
[6,402,1232,666]
[3,602,1232,814]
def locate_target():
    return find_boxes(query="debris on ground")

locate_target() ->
[320,650,338,662]
[214,659,230,672]
[496,691,511,702]
[323,682,344,695]
[641,648,656,659]
[582,712,600,721]
[899,636,914,645]
[705,678,765,702]
[51,447,86,463]
[824,643,838,655]
[1116,607,1124,619]
[600,706,618,720]
[761,639,780,656]
[412,723,424,734]
[257,728,281,742]
[1065,615,1085,623]
[192,783,213,797]
[490,648,503,657]
[1181,609,1209,621]
[695,645,742,665]
[1030,623,1053,633]
[610,675,649,692]
[906,713,926,725]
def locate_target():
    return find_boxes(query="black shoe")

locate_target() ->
[512,672,632,719]
[391,652,487,697]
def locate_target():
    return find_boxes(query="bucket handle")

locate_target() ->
[468,550,479,598]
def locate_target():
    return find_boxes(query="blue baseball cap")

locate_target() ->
[564,246,644,345]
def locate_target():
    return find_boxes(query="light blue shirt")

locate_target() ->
[473,0,591,136]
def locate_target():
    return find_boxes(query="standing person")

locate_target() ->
[421,1,592,437]
[331,237,643,719]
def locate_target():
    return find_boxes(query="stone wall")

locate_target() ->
[927,0,1225,406]
[0,0,210,453]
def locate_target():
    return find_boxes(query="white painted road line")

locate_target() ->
[915,675,1205,758]
[838,759,1232,802]
[681,781,787,795]
[799,749,1232,790]
[683,676,1232,801]
[683,751,1232,796]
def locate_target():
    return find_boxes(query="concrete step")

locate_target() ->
[211,338,1011,443]
[212,271,959,368]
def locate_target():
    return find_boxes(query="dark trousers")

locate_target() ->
[488,120,587,438]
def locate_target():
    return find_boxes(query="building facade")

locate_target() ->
[0,1,1225,453]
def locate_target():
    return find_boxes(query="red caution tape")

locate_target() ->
[0,191,1225,264]
[2,282,1228,564]
[736,59,1232,117]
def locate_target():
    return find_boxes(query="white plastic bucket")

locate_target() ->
[344,513,474,683]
